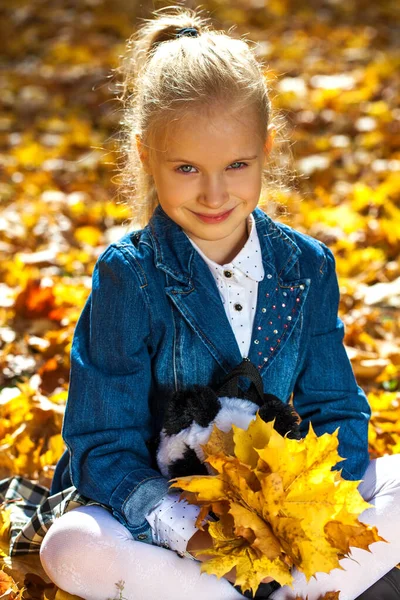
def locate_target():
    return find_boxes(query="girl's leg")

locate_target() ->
[39,504,243,600]
[269,453,400,600]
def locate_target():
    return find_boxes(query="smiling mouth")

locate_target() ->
[194,208,234,218]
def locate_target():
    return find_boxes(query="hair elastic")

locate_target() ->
[175,27,199,38]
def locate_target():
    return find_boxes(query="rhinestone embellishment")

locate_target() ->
[250,277,302,364]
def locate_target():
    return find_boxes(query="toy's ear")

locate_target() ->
[259,395,301,440]
[162,385,221,436]
[263,393,282,404]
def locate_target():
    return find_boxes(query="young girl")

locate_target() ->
[37,6,400,600]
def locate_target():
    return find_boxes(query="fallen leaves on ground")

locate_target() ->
[0,0,399,596]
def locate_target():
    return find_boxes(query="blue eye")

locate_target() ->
[177,165,196,174]
[176,162,248,174]
[229,162,248,170]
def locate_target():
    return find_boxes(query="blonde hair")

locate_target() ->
[113,5,295,228]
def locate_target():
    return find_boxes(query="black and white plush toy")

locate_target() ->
[156,359,301,480]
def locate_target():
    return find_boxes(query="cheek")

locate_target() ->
[232,173,262,199]
[164,171,193,198]
[167,178,190,198]
[154,172,186,208]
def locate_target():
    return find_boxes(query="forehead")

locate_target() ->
[154,107,262,159]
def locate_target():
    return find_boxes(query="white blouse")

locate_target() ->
[145,212,265,558]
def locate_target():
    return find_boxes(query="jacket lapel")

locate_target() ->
[147,205,310,385]
[165,250,243,372]
[245,256,310,372]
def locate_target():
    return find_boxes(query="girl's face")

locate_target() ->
[137,107,274,264]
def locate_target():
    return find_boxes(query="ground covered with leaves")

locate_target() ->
[0,0,399,598]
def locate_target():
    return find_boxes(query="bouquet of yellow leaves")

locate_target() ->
[170,415,386,596]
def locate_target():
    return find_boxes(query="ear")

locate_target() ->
[259,396,301,440]
[162,385,221,435]
[263,124,276,161]
[135,133,152,175]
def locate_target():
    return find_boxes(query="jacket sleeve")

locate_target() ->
[292,244,371,482]
[63,244,170,543]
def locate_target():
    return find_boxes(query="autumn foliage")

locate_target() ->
[0,0,399,598]
[171,416,385,596]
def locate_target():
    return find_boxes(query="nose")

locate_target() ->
[198,174,229,208]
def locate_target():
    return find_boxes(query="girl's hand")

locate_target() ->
[186,528,274,584]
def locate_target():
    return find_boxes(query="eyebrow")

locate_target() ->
[166,155,258,164]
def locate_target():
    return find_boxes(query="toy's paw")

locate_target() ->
[258,398,301,439]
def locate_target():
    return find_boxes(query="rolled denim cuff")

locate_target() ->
[112,507,154,544]
[109,468,170,543]
[122,476,171,525]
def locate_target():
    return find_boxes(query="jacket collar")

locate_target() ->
[145,204,309,385]
[184,212,264,283]
[147,203,301,284]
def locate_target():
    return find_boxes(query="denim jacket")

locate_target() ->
[51,204,371,544]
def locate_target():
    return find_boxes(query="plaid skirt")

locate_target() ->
[0,475,112,556]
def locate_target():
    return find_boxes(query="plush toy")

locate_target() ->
[156,359,301,480]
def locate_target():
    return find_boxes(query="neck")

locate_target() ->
[188,219,249,265]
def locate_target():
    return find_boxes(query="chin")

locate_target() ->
[187,225,236,242]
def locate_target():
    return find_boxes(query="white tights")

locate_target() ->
[39,454,400,600]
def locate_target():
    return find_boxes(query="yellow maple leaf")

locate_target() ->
[232,416,274,468]
[170,414,386,596]
[201,423,234,460]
